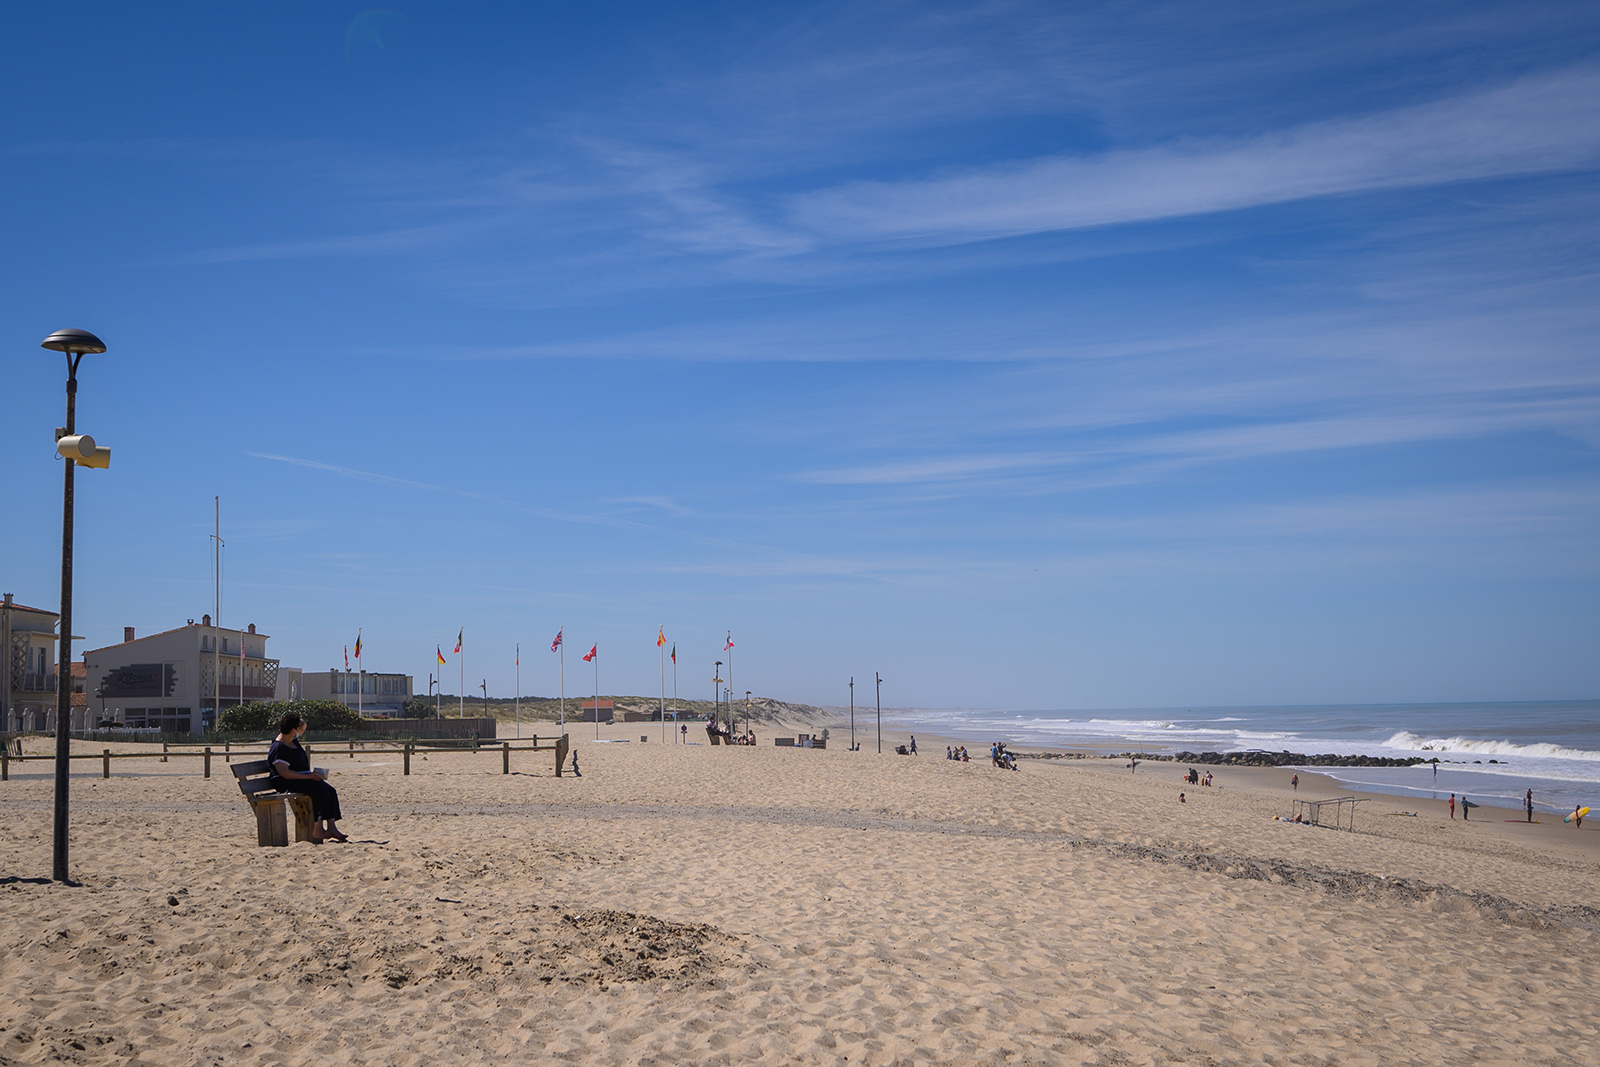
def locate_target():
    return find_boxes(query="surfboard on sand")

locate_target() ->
[1564,807,1590,824]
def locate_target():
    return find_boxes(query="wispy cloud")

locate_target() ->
[789,67,1600,246]
[248,452,644,529]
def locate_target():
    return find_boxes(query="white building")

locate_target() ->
[301,669,412,716]
[2,593,62,733]
[83,616,302,734]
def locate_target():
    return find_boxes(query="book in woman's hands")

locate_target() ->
[314,767,330,779]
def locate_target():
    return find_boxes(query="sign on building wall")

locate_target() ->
[101,663,176,698]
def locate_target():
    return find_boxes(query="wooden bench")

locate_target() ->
[231,759,317,846]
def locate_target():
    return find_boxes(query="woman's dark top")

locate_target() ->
[267,737,309,787]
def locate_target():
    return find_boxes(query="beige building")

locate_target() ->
[84,616,302,734]
[301,669,412,716]
[2,593,62,733]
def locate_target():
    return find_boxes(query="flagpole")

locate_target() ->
[659,630,665,744]
[672,649,678,743]
[356,628,362,719]
[727,632,734,739]
[515,645,521,738]
[594,646,600,742]
[459,629,464,719]
[558,628,565,732]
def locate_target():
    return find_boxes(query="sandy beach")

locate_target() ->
[2,726,1597,1066]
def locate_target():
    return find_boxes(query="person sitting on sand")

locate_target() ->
[268,713,347,843]
[959,746,969,762]
[1179,792,1186,803]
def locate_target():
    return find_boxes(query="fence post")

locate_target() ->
[350,738,355,759]
[2,748,8,781]
[224,739,231,763]
[503,742,510,774]
[404,743,411,776]
[103,749,111,779]
[204,747,212,779]
[162,740,168,763]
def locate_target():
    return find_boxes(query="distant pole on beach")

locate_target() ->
[515,645,520,738]
[875,672,882,754]
[714,660,722,731]
[480,679,487,719]
[849,678,855,752]
[725,632,734,738]
[458,628,465,719]
[557,628,565,731]
[658,627,666,743]
[745,690,751,739]
[671,646,678,742]
[592,646,600,741]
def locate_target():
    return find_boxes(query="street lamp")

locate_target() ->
[744,690,751,742]
[875,672,882,755]
[40,327,109,884]
[713,660,722,732]
[849,677,855,752]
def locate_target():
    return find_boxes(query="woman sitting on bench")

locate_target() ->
[268,713,348,843]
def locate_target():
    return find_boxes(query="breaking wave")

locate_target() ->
[1381,731,1600,763]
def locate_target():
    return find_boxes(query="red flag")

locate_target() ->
[344,646,350,671]
[454,628,463,654]
[670,643,676,665]
[657,627,666,648]
[550,629,563,652]
[582,644,597,662]
[724,633,734,651]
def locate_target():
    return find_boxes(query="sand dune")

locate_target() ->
[1,732,1596,1065]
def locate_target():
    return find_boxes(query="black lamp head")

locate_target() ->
[40,328,107,355]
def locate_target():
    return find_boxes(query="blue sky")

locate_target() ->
[4,1,1598,709]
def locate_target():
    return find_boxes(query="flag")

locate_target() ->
[550,628,563,652]
[436,646,446,666]
[353,631,362,659]
[454,628,463,654]
[582,644,597,663]
[724,633,734,651]
[344,646,349,671]
[657,627,666,648]
[670,643,676,665]
[515,644,520,667]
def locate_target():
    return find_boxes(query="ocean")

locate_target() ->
[881,701,1600,817]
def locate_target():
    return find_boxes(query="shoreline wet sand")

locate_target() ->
[1,727,1596,1065]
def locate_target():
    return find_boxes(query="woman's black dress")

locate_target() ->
[267,737,342,821]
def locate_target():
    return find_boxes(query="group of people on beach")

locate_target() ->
[991,742,1019,771]
[1183,767,1213,787]
[703,717,756,745]
[945,745,969,761]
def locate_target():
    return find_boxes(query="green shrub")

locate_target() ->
[403,696,437,719]
[218,699,364,733]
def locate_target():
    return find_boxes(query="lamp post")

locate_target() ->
[875,672,882,755]
[744,690,751,742]
[713,661,722,732]
[41,327,108,884]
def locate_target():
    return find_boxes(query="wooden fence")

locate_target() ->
[0,734,571,781]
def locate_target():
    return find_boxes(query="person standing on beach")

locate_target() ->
[1462,795,1470,820]
[1449,794,1455,819]
[1291,774,1298,791]
[909,735,918,755]
[1576,806,1584,829]
[1526,789,1534,823]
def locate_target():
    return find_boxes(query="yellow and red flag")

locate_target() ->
[657,627,666,648]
